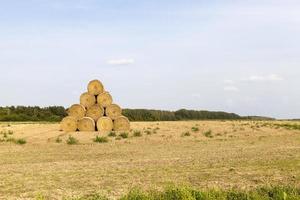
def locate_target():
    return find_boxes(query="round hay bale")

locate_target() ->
[60,116,77,132]
[86,104,104,121]
[67,104,86,120]
[87,79,104,95]
[105,104,122,120]
[80,92,96,108]
[114,116,130,131]
[97,92,113,107]
[78,117,95,132]
[97,117,113,132]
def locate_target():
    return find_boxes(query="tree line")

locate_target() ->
[0,106,242,122]
[123,109,241,121]
[0,106,67,122]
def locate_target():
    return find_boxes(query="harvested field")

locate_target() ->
[0,120,299,199]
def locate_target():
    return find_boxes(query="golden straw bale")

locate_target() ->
[86,104,104,121]
[87,79,104,95]
[105,104,122,120]
[97,92,113,107]
[67,104,86,120]
[80,92,96,108]
[60,116,77,132]
[113,116,130,131]
[96,117,113,132]
[78,117,95,132]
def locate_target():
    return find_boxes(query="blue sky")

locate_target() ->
[0,0,299,119]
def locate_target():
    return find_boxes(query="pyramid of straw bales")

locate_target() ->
[60,80,130,132]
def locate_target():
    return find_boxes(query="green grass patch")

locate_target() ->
[67,194,108,200]
[5,137,16,143]
[203,130,213,138]
[55,137,62,143]
[0,130,13,137]
[93,136,109,143]
[66,136,78,145]
[15,138,26,145]
[2,132,7,138]
[133,130,142,137]
[275,123,300,130]
[108,131,116,137]
[67,185,300,200]
[145,130,152,135]
[181,132,191,137]
[191,127,199,132]
[119,132,129,139]
[0,136,26,145]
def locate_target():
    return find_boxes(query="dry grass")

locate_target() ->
[0,120,299,199]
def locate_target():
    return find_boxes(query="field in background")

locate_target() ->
[0,120,299,199]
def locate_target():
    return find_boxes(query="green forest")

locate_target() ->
[0,106,66,122]
[123,109,241,121]
[0,106,242,122]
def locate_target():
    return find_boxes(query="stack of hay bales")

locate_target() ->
[60,80,130,132]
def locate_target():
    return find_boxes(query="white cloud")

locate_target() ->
[106,58,135,65]
[242,74,284,82]
[224,86,239,92]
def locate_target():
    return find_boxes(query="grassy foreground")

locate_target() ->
[43,185,300,200]
[1,121,300,199]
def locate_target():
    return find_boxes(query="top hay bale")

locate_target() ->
[88,80,104,95]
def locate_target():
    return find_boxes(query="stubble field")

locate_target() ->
[0,120,299,199]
